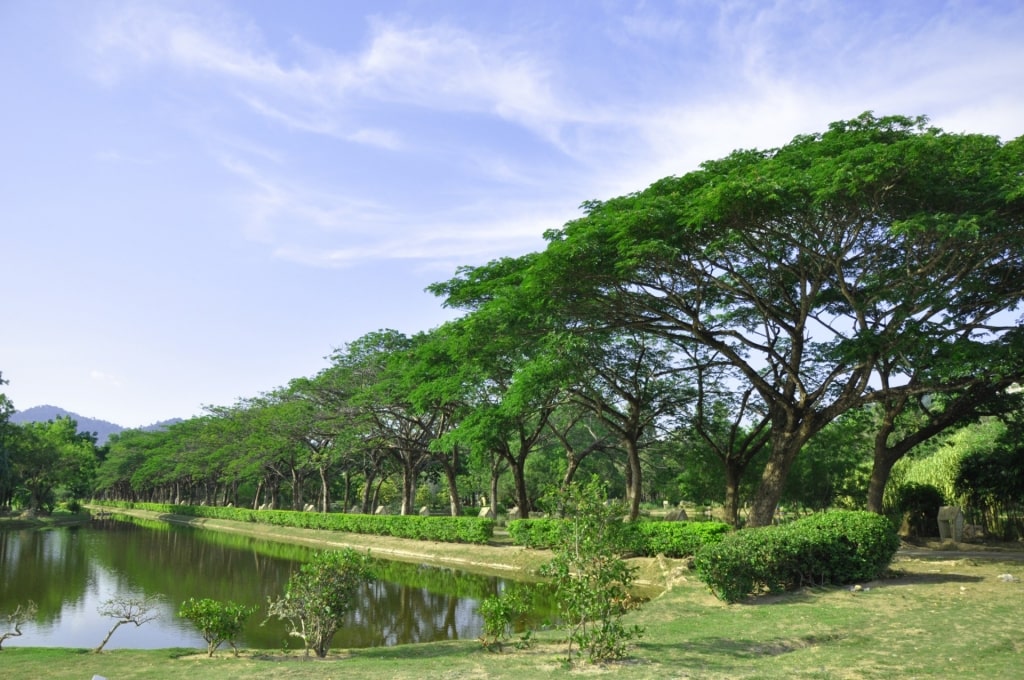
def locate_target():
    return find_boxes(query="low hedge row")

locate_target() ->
[507,517,731,558]
[94,501,495,545]
[693,510,900,603]
[632,520,733,557]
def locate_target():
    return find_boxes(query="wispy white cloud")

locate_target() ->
[83,0,1024,272]
[219,155,404,243]
[87,6,574,145]
[271,209,554,270]
[223,153,562,269]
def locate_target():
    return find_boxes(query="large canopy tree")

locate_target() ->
[556,329,694,520]
[526,113,1024,526]
[430,259,570,518]
[10,416,97,512]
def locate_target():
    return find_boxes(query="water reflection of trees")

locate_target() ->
[2,518,554,649]
[101,515,555,647]
[0,528,90,623]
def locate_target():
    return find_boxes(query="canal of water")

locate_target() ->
[0,515,552,650]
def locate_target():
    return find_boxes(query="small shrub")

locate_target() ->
[179,597,256,657]
[478,585,533,652]
[539,477,643,664]
[265,549,371,658]
[694,510,899,603]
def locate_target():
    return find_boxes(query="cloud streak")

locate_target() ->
[84,1,1024,273]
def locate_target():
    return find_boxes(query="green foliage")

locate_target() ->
[478,585,533,652]
[954,438,1024,539]
[538,478,643,664]
[265,549,371,658]
[178,598,256,657]
[509,517,730,558]
[8,417,97,513]
[628,519,732,558]
[891,482,945,537]
[96,501,494,544]
[894,420,1006,502]
[506,518,565,549]
[784,410,873,511]
[694,510,899,603]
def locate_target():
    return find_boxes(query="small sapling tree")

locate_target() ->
[0,601,38,650]
[540,477,644,664]
[93,594,160,653]
[179,597,257,657]
[265,548,371,658]
[478,585,533,652]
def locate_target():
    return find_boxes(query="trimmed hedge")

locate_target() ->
[93,501,494,545]
[507,517,731,558]
[631,520,732,558]
[506,518,566,549]
[693,510,899,603]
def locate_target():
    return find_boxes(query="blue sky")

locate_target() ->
[2,0,1023,428]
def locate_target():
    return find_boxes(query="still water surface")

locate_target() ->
[0,516,549,650]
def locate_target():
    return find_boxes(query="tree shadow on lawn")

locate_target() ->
[873,571,985,587]
[746,571,987,605]
[640,631,844,662]
[349,640,483,662]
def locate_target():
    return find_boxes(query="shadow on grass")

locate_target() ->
[348,640,479,661]
[247,640,478,663]
[640,631,845,661]
[726,571,988,607]
[873,571,985,586]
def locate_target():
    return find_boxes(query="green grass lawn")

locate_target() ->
[4,553,1021,679]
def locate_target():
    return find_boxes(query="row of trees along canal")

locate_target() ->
[4,114,1024,529]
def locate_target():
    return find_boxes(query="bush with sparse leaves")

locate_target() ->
[264,549,371,658]
[478,585,533,652]
[1,601,38,650]
[179,597,256,657]
[539,477,643,664]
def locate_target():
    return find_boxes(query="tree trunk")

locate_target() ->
[723,461,743,527]
[318,466,330,513]
[441,455,462,517]
[561,454,583,490]
[251,480,263,510]
[93,621,125,653]
[747,433,804,527]
[507,453,530,519]
[400,462,415,515]
[625,440,642,521]
[360,472,376,513]
[291,470,303,510]
[342,471,352,512]
[489,463,501,519]
[866,444,901,514]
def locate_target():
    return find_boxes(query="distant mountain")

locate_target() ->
[10,405,182,445]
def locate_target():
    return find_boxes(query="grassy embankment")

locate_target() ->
[2,509,1022,678]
